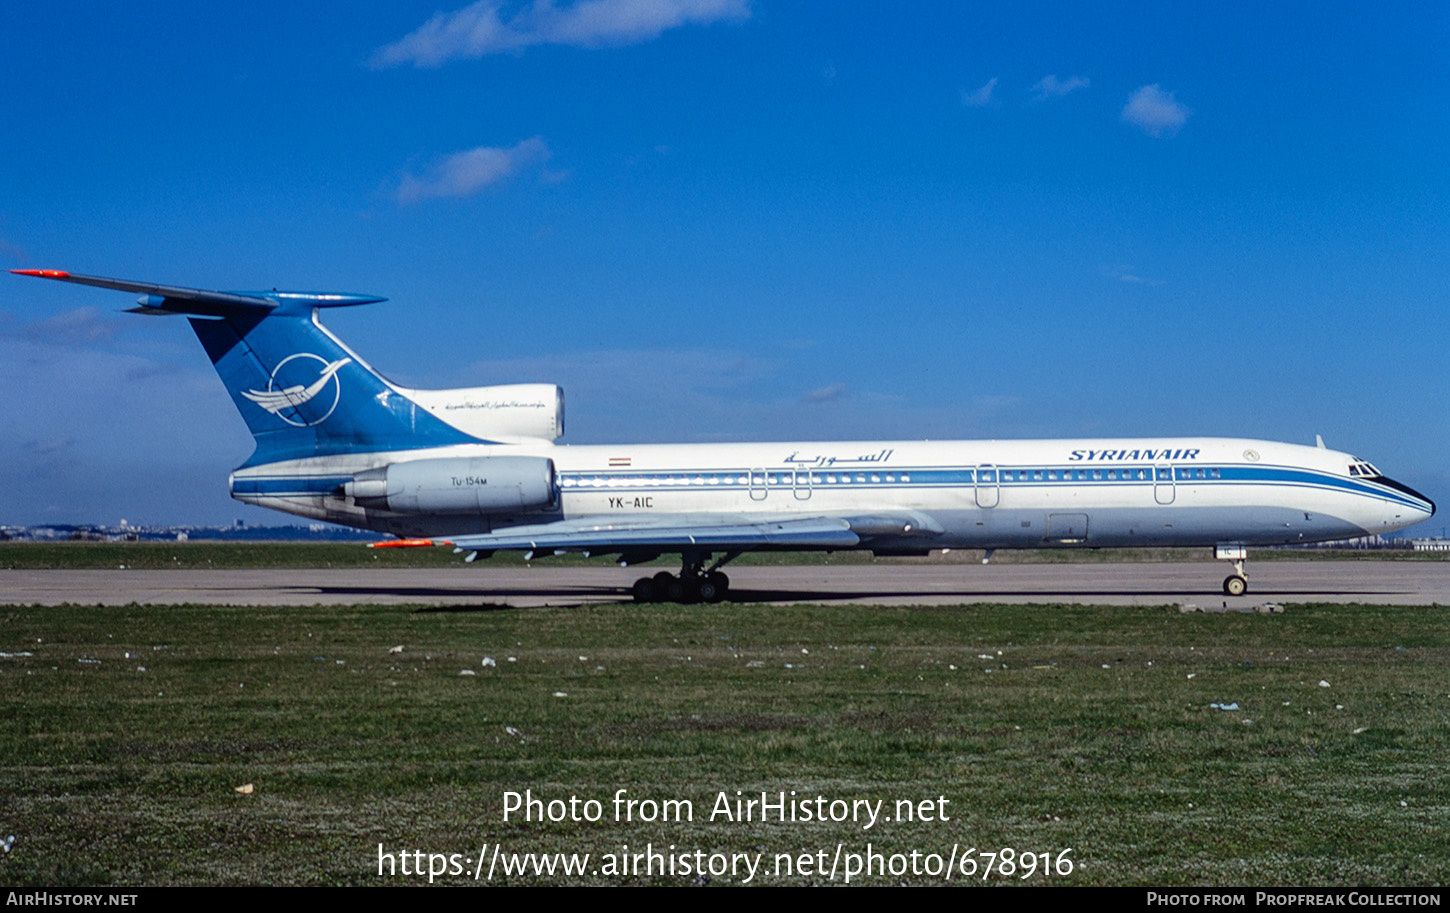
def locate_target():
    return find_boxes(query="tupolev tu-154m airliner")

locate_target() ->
[14,269,1435,602]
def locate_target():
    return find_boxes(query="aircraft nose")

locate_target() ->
[1379,476,1435,519]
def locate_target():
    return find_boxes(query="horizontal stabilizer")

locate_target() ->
[11,269,385,318]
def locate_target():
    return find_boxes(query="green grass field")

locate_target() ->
[2,596,1447,886]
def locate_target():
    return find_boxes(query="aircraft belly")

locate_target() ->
[926,505,1365,549]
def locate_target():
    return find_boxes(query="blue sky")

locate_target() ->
[2,1,1447,530]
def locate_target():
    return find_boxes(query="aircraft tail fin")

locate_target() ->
[12,270,486,464]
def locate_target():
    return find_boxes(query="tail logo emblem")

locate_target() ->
[241,354,352,427]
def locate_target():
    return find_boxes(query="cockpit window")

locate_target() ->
[1348,461,1380,478]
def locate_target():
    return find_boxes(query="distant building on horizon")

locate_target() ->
[1411,538,1450,552]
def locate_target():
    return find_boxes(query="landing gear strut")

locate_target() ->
[1216,544,1248,596]
[631,551,738,604]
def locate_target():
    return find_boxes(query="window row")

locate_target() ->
[1001,467,1223,482]
[559,466,1225,488]
[560,472,915,488]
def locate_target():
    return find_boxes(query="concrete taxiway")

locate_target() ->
[3,561,1447,607]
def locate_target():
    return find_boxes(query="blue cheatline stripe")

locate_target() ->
[556,465,1427,508]
[1215,466,1428,509]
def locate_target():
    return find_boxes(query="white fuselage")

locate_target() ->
[230,435,1433,550]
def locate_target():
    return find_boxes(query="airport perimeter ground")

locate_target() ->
[1,545,1447,886]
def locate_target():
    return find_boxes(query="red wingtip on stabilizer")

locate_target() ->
[11,269,72,278]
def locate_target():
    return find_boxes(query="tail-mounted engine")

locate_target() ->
[344,456,556,514]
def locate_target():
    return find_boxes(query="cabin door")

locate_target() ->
[1154,464,1176,504]
[748,467,768,501]
[975,464,1000,508]
[791,467,813,500]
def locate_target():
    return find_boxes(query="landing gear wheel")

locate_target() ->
[631,577,658,603]
[662,574,688,603]
[707,571,729,598]
[696,577,722,603]
[1223,575,1248,597]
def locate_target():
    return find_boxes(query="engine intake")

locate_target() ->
[345,456,556,514]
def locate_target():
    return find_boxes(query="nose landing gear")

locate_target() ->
[1216,543,1248,596]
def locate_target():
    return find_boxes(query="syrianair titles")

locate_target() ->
[1069,448,1202,461]
[13,269,1435,601]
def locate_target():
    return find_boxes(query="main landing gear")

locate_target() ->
[631,551,737,604]
[1216,544,1249,596]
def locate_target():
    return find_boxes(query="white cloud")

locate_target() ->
[0,334,256,524]
[0,238,28,263]
[803,383,848,404]
[961,77,998,108]
[373,0,751,68]
[2,306,120,345]
[1031,74,1089,101]
[396,137,551,204]
[1103,264,1164,286]
[1121,84,1190,137]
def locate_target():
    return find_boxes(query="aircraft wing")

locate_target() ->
[448,514,863,554]
[444,510,947,557]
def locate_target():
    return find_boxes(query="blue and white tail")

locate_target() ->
[188,306,488,464]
